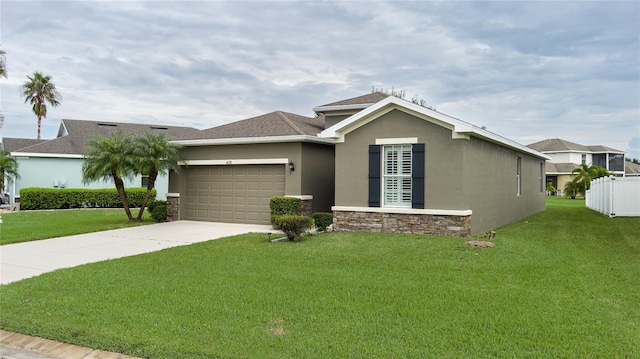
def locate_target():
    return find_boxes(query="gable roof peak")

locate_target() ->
[320,95,550,160]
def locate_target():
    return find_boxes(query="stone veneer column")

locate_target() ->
[166,193,180,222]
[286,195,313,216]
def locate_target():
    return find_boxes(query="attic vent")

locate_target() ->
[150,125,169,130]
[98,122,118,127]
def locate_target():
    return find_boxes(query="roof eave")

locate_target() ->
[312,103,376,113]
[172,135,335,147]
[10,152,84,158]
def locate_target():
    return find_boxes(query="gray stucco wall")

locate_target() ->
[176,142,302,195]
[301,142,335,212]
[172,141,335,213]
[333,108,546,236]
[334,109,466,210]
[324,115,351,129]
[461,138,546,235]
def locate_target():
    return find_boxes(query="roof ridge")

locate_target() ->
[275,111,305,136]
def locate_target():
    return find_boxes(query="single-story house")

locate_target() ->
[169,93,550,236]
[2,119,200,203]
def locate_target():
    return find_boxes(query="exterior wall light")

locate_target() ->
[288,161,295,173]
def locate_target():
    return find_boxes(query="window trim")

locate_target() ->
[516,156,522,196]
[539,162,544,193]
[382,144,413,208]
[369,143,425,209]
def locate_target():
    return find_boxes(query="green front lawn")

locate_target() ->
[0,209,152,245]
[1,198,638,358]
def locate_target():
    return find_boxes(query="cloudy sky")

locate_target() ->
[1,1,638,158]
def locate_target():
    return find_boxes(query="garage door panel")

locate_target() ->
[184,164,285,224]
[247,181,260,191]
[221,167,234,176]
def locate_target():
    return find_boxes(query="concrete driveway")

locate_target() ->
[0,220,276,285]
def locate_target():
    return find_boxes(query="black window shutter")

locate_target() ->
[412,143,425,209]
[368,145,381,207]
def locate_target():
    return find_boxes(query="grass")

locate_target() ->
[0,209,153,245]
[1,197,639,358]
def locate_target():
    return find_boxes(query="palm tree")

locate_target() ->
[131,132,184,220]
[19,72,62,139]
[0,150,19,191]
[564,178,580,199]
[82,132,136,221]
[572,164,611,194]
[0,49,7,78]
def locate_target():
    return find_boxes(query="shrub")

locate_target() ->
[270,197,301,227]
[546,183,556,193]
[148,200,167,222]
[312,212,333,232]
[274,215,314,241]
[19,188,155,210]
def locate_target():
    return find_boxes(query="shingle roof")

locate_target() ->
[625,161,640,176]
[6,119,201,155]
[527,138,623,153]
[527,138,590,152]
[194,111,325,139]
[315,92,390,108]
[546,162,580,174]
[1,138,48,153]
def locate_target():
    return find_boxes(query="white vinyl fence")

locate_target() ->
[586,177,640,217]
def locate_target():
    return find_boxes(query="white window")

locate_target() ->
[516,156,522,196]
[383,145,412,207]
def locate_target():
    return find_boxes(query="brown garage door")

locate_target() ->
[184,164,285,224]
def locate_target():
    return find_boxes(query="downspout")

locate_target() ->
[9,174,16,205]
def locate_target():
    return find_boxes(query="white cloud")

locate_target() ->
[0,1,637,159]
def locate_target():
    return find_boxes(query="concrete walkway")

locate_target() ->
[0,330,142,359]
[0,220,276,284]
[0,221,276,358]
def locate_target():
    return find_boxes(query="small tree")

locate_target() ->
[564,178,580,199]
[82,131,136,221]
[372,86,436,110]
[0,150,19,191]
[572,164,611,194]
[19,72,62,139]
[131,132,183,221]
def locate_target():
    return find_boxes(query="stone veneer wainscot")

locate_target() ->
[332,208,472,237]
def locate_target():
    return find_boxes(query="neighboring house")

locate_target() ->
[2,119,200,204]
[169,93,550,236]
[526,138,631,192]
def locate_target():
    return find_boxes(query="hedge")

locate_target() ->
[148,200,167,222]
[272,215,314,241]
[312,212,333,231]
[270,196,302,228]
[19,188,156,210]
